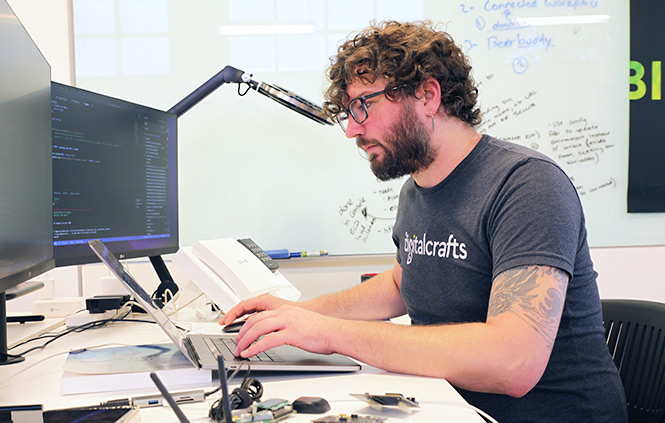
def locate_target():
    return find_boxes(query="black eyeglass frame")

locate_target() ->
[335,89,389,132]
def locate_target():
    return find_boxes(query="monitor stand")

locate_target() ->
[0,292,24,365]
[149,255,179,307]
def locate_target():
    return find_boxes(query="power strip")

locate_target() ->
[32,297,86,318]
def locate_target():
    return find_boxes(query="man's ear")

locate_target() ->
[419,78,442,115]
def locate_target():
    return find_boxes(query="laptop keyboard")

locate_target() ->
[204,336,284,362]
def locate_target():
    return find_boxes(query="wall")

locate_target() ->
[7,0,72,84]
[6,0,665,314]
[69,1,650,254]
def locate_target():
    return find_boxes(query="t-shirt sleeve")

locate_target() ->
[488,158,582,279]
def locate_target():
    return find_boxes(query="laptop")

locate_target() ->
[88,239,361,372]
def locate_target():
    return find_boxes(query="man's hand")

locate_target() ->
[232,305,338,358]
[218,294,297,326]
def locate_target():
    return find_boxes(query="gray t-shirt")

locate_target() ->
[392,135,627,422]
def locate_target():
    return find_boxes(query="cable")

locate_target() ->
[238,82,252,96]
[194,299,222,322]
[16,309,135,348]
[208,362,264,423]
[163,289,176,319]
[204,364,244,398]
[164,291,204,318]
[9,311,129,351]
[151,280,178,309]
[239,373,264,403]
[8,311,157,359]
[123,300,143,311]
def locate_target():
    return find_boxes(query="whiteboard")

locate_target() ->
[74,1,659,254]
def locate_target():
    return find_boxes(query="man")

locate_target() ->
[220,21,627,422]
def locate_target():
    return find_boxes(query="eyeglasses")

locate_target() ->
[335,89,388,133]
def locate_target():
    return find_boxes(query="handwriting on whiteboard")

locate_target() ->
[458,1,601,74]
[339,187,398,243]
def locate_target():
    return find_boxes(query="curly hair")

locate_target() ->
[323,20,481,126]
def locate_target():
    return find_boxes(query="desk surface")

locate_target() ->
[6,316,66,349]
[0,313,486,422]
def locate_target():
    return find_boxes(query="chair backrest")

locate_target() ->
[602,299,665,423]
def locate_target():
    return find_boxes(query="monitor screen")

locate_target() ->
[0,0,54,294]
[51,82,178,266]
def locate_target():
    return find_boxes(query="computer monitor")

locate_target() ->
[0,0,55,365]
[50,82,178,268]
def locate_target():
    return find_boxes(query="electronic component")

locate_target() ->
[32,297,86,318]
[292,396,331,414]
[236,398,294,422]
[86,295,130,313]
[131,389,205,408]
[255,398,289,411]
[236,406,294,422]
[238,410,274,422]
[264,404,294,421]
[312,415,387,423]
[349,392,419,413]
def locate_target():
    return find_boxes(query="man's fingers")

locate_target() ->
[220,298,266,325]
[220,305,251,325]
[238,332,287,358]
[234,311,283,354]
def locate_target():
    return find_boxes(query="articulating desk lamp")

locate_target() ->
[167,64,334,123]
[150,65,333,305]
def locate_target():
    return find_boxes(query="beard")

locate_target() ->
[356,103,436,181]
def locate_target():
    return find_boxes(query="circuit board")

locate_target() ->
[349,392,419,413]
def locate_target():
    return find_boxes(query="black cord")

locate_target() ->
[151,281,178,308]
[10,311,130,352]
[204,365,243,398]
[238,83,251,96]
[8,312,158,358]
[0,351,22,359]
[240,374,264,403]
[208,361,264,422]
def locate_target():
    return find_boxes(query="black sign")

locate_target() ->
[628,1,665,212]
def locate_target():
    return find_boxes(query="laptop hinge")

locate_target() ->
[183,338,202,369]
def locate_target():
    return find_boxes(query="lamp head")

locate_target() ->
[252,81,333,126]
[219,65,333,125]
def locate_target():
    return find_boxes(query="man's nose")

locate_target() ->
[345,117,364,139]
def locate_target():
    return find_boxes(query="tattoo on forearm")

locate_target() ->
[487,266,568,349]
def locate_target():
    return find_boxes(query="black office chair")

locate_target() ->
[602,299,665,423]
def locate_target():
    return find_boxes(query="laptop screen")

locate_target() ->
[88,239,194,365]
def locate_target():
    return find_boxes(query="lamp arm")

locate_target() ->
[169,65,333,125]
[168,65,251,117]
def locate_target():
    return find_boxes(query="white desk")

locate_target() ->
[0,314,486,422]
[6,316,66,349]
